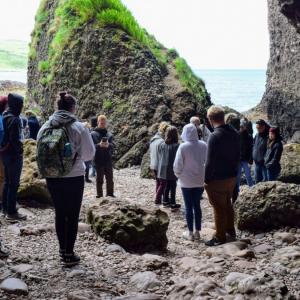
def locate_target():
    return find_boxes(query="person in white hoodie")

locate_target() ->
[173,124,207,241]
[37,92,95,266]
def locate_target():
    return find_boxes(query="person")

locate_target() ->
[157,126,181,210]
[204,106,240,246]
[25,110,40,140]
[200,117,212,143]
[91,115,114,198]
[237,119,254,191]
[149,122,169,205]
[190,116,211,142]
[174,124,207,241]
[1,93,27,221]
[37,92,95,266]
[0,96,8,210]
[264,127,283,181]
[253,119,270,183]
[90,116,98,178]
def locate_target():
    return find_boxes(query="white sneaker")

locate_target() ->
[194,231,201,241]
[182,231,194,241]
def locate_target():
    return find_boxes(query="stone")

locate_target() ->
[129,272,161,291]
[106,244,126,254]
[67,290,101,300]
[86,198,169,253]
[0,278,28,295]
[141,254,168,270]
[206,241,249,258]
[273,232,297,244]
[114,294,161,300]
[272,246,300,269]
[20,224,55,236]
[11,264,33,274]
[235,182,300,231]
[67,269,86,278]
[279,0,300,33]
[279,144,300,184]
[253,243,273,254]
[78,223,92,233]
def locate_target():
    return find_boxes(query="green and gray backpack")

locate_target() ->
[37,121,77,178]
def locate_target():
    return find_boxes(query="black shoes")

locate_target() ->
[170,204,181,211]
[205,237,225,247]
[162,201,171,207]
[61,252,81,267]
[6,212,27,222]
[0,243,10,259]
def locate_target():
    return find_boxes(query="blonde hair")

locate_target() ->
[190,116,200,126]
[158,122,169,135]
[25,110,36,118]
[97,115,107,123]
[207,105,225,123]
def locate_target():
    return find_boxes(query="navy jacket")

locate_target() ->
[253,130,269,164]
[28,116,40,140]
[264,141,283,170]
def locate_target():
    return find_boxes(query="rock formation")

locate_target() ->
[27,0,211,167]
[261,0,300,142]
[279,0,300,33]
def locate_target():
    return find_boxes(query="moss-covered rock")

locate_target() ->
[279,143,300,184]
[86,198,169,253]
[28,0,211,168]
[18,140,52,206]
[235,182,300,231]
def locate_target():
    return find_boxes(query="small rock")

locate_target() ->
[106,244,126,253]
[0,278,28,295]
[253,243,273,254]
[78,223,91,233]
[67,290,101,300]
[114,294,161,300]
[11,264,33,274]
[273,232,297,244]
[142,254,168,270]
[235,249,256,259]
[7,225,21,235]
[67,269,86,278]
[130,271,161,291]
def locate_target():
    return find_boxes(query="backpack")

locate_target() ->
[36,121,77,178]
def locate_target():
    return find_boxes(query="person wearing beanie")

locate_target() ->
[1,93,27,221]
[264,127,283,181]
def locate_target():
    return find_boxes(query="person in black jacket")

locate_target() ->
[91,115,114,198]
[264,127,283,181]
[253,119,270,183]
[1,93,26,221]
[25,110,40,140]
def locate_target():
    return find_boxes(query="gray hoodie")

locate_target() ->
[149,132,163,171]
[37,110,95,178]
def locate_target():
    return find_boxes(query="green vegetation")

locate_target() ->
[103,99,113,110]
[0,40,28,70]
[38,60,50,72]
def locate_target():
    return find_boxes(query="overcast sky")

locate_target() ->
[0,0,269,69]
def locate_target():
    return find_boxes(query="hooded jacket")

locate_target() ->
[28,116,40,140]
[253,127,269,164]
[91,128,114,168]
[37,110,95,178]
[149,132,164,171]
[1,93,24,155]
[264,140,283,170]
[240,130,253,162]
[205,124,240,183]
[174,124,207,188]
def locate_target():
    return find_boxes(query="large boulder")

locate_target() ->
[235,181,300,231]
[86,198,169,253]
[279,0,300,33]
[18,139,52,206]
[279,143,300,184]
[27,0,211,168]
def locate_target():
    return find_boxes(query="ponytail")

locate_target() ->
[57,91,76,111]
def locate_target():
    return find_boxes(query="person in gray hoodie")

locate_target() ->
[37,92,95,267]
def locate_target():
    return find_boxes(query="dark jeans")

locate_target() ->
[85,161,91,179]
[164,180,177,204]
[155,179,167,204]
[254,163,267,184]
[46,176,84,254]
[96,165,114,197]
[181,187,204,232]
[266,166,281,181]
[2,154,23,215]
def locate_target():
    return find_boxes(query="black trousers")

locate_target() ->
[46,176,84,254]
[164,180,177,204]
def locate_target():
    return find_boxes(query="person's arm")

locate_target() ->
[80,127,96,162]
[204,135,218,183]
[173,146,184,177]
[266,143,283,168]
[8,118,21,149]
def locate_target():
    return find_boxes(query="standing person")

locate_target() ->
[200,117,212,143]
[237,119,254,191]
[253,119,270,183]
[157,126,181,210]
[91,115,115,198]
[90,116,98,178]
[190,116,202,140]
[1,93,26,221]
[149,122,169,205]
[25,110,40,140]
[204,106,240,246]
[264,127,283,181]
[37,92,95,266]
[174,124,207,241]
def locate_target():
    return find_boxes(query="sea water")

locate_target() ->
[0,70,27,83]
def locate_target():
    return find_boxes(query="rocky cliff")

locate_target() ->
[279,0,300,33]
[27,0,211,167]
[261,0,300,142]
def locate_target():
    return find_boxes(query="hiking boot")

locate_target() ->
[62,253,80,267]
[6,212,27,222]
[0,243,10,259]
[85,178,92,183]
[194,231,201,241]
[205,237,225,247]
[170,204,181,211]
[182,231,194,241]
[226,233,237,242]
[59,249,66,259]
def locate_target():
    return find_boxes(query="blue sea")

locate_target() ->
[195,69,266,112]
[0,69,267,113]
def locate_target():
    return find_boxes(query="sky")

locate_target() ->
[0,0,269,69]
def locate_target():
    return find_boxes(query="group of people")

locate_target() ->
[0,90,284,265]
[150,107,284,244]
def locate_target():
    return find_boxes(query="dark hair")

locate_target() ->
[57,92,76,111]
[0,95,8,113]
[165,126,178,145]
[90,116,98,128]
[256,119,267,126]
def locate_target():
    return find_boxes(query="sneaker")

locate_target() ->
[182,231,194,241]
[162,201,171,207]
[107,195,116,198]
[170,204,181,211]
[226,234,237,242]
[194,231,201,241]
[6,212,27,222]
[59,249,66,259]
[96,195,103,199]
[62,253,80,267]
[205,237,225,247]
[85,178,92,183]
[0,243,10,259]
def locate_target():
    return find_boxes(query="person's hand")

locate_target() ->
[99,141,109,148]
[248,159,253,165]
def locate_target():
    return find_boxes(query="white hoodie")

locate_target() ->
[173,124,207,188]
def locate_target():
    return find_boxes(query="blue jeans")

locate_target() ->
[237,161,254,192]
[254,163,267,184]
[181,187,204,232]
[266,166,281,181]
[2,154,23,215]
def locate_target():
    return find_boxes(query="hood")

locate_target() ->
[181,124,199,142]
[7,93,24,116]
[50,110,77,128]
[151,132,162,142]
